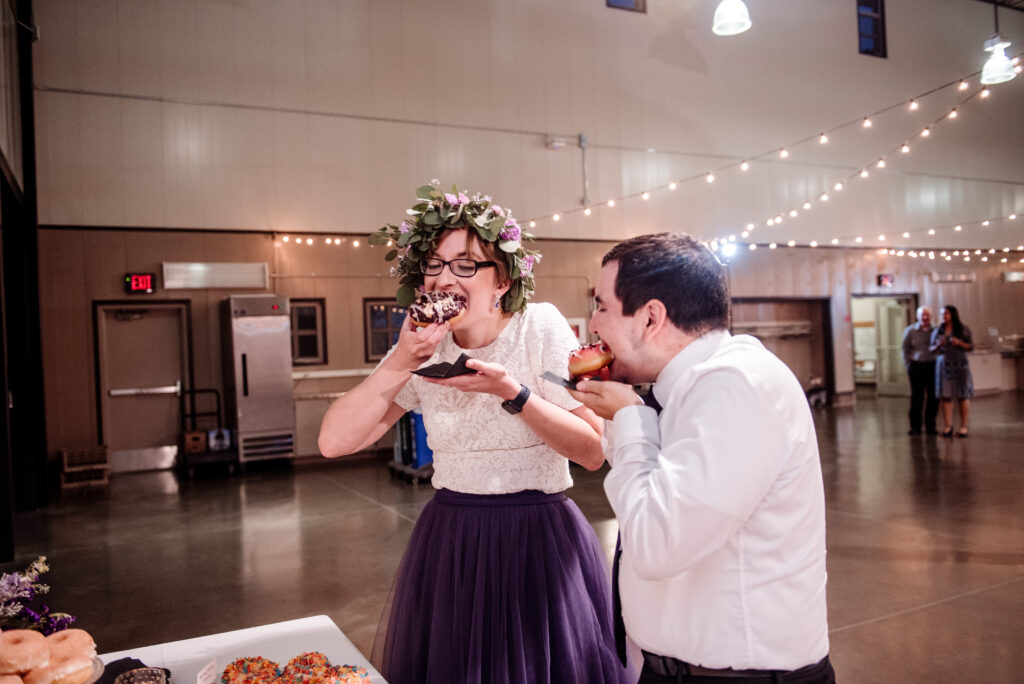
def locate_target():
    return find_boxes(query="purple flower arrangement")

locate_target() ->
[0,556,76,634]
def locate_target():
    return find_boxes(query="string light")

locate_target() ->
[518,55,1022,260]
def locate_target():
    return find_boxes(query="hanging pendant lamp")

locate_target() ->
[980,4,1016,85]
[712,0,752,37]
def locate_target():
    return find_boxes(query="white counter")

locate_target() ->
[100,615,384,684]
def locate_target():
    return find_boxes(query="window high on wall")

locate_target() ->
[857,0,887,58]
[364,299,406,363]
[291,299,326,365]
[607,0,645,13]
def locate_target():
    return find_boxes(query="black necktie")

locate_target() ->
[613,387,662,666]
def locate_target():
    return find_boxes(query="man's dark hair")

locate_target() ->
[602,232,730,335]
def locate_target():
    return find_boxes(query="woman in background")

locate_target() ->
[930,304,974,437]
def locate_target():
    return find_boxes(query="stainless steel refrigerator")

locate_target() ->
[222,294,296,463]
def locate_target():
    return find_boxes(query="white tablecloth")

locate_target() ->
[99,615,385,684]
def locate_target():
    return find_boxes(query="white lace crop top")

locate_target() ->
[392,302,582,494]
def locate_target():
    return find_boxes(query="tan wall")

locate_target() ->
[39,227,1024,460]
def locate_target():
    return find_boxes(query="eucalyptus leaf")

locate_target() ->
[385,249,398,261]
[499,240,519,253]
[415,185,434,200]
[424,211,442,226]
[397,284,417,306]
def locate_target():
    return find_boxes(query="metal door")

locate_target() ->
[96,304,189,472]
[875,301,911,397]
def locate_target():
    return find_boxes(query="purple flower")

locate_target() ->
[399,221,412,234]
[522,255,535,274]
[444,192,469,207]
[500,221,521,242]
[491,205,504,217]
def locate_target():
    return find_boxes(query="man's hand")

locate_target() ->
[568,378,644,420]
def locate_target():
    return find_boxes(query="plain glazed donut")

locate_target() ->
[23,654,93,684]
[45,630,96,660]
[0,630,48,675]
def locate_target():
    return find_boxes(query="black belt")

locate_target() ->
[642,651,831,680]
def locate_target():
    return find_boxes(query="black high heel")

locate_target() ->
[941,427,954,438]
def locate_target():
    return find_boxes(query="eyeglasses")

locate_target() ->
[419,258,498,277]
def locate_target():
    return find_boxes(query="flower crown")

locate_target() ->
[369,182,541,312]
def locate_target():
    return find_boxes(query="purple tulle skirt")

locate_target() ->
[372,488,631,684]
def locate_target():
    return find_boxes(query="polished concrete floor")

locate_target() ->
[7,389,1024,682]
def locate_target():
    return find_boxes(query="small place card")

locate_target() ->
[196,660,217,684]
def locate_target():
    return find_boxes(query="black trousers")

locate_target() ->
[639,653,835,684]
[907,361,938,433]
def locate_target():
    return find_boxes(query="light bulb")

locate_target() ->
[790,209,798,217]
[954,225,962,231]
[706,173,715,183]
[876,159,886,168]
[810,241,818,247]
[607,199,615,207]
[769,243,777,249]
[982,220,990,226]
[352,240,359,247]
[981,37,1016,85]
[948,109,958,119]
[902,232,910,238]
[860,169,870,178]
[921,127,930,137]
[855,237,863,243]
[779,148,789,158]
[834,182,844,191]
[787,240,796,247]
[803,201,812,210]
[819,133,828,144]
[767,218,775,226]
[749,244,757,251]
[641,192,650,200]
[981,88,991,98]
[908,100,919,111]
[958,80,969,90]
[928,229,935,235]
[529,220,536,228]
[282,236,290,242]
[669,182,677,190]
[584,207,591,216]
[305,238,313,245]
[1011,214,1018,220]
[862,117,872,128]
[740,161,750,171]
[552,213,560,221]
[831,238,839,245]
[820,193,829,201]
[712,0,752,36]
[746,223,755,230]
[741,230,749,238]
[901,144,910,153]
[879,235,886,241]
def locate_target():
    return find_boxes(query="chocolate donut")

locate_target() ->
[408,291,467,328]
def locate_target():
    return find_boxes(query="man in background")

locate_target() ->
[571,232,834,683]
[901,306,938,435]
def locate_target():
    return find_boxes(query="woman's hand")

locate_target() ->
[421,358,521,400]
[387,315,448,370]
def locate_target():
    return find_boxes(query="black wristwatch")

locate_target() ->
[501,384,531,415]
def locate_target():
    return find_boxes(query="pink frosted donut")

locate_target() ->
[0,630,48,675]
[45,630,96,660]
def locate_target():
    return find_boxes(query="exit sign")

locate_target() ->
[124,273,156,294]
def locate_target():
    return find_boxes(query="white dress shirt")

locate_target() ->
[604,330,829,670]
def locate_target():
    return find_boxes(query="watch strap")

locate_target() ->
[501,384,531,415]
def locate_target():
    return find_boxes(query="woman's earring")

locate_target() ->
[494,295,501,309]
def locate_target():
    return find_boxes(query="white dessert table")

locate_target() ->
[99,615,385,684]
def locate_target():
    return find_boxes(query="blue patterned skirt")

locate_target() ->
[936,352,974,399]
